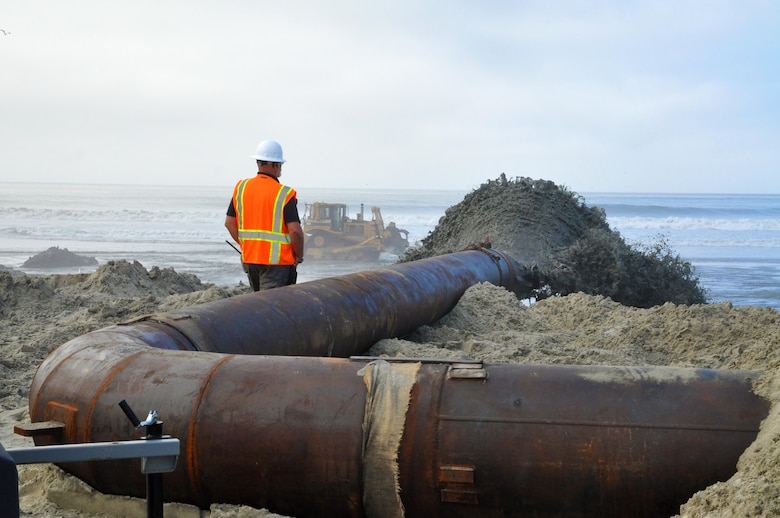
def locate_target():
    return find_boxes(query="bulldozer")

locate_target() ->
[302,202,409,261]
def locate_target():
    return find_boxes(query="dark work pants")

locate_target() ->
[245,263,296,291]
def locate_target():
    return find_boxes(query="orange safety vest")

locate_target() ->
[232,175,297,265]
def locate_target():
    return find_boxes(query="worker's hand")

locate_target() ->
[295,257,304,264]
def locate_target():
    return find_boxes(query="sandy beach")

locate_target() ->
[3,258,780,516]
[3,178,780,517]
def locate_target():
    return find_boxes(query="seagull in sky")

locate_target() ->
[0,30,10,36]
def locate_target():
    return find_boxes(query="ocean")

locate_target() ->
[2,183,779,310]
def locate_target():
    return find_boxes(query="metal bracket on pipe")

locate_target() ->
[447,363,488,380]
[350,356,483,365]
[6,438,180,474]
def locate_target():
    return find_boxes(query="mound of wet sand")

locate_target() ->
[21,247,98,269]
[404,175,705,307]
[404,175,608,269]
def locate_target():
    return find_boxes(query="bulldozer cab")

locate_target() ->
[311,203,347,231]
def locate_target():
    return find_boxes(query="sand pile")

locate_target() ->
[404,175,705,307]
[21,247,98,269]
[3,177,780,516]
[403,175,609,269]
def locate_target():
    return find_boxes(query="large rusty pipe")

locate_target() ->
[118,248,528,357]
[28,336,768,517]
[30,249,528,400]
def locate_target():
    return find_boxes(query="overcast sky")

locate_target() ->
[2,1,779,193]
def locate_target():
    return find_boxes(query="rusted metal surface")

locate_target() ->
[30,347,367,516]
[399,362,768,517]
[28,347,768,517]
[137,248,529,357]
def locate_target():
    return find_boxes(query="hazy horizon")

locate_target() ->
[4,178,780,196]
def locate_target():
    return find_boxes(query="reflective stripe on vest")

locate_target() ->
[234,178,295,265]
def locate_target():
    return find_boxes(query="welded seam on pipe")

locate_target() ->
[188,353,235,506]
[358,360,421,518]
[437,414,763,432]
[478,248,504,286]
[84,349,147,444]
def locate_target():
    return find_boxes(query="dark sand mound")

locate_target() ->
[404,175,705,308]
[404,175,608,268]
[21,247,98,269]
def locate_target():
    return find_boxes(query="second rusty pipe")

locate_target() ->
[117,248,529,356]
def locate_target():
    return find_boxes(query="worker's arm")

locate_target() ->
[224,215,239,244]
[287,221,304,263]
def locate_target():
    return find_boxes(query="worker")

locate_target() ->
[225,139,304,290]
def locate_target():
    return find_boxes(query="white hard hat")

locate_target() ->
[250,140,286,163]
